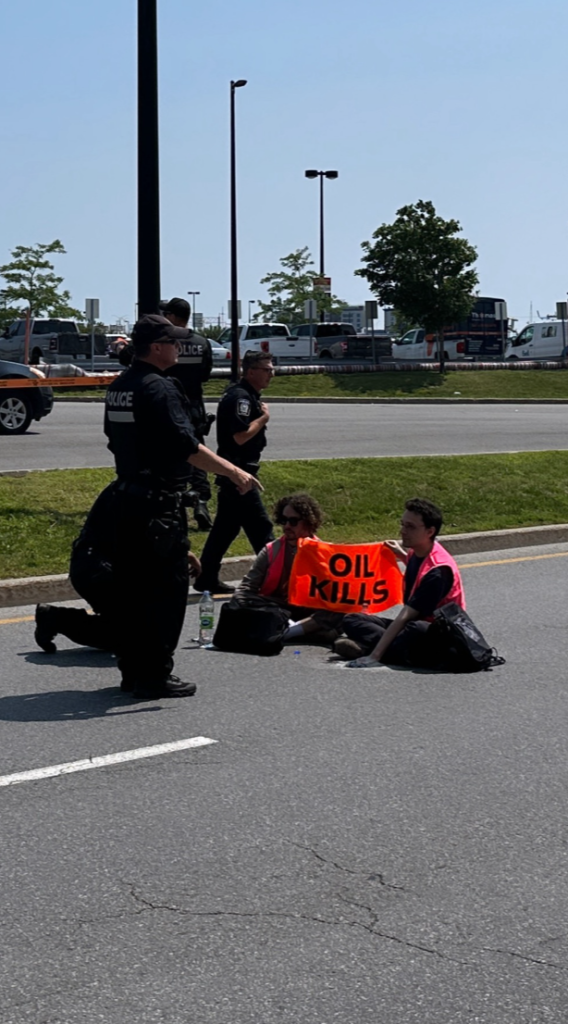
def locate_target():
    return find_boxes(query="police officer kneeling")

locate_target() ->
[104,314,259,700]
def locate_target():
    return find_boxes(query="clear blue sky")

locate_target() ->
[1,0,567,329]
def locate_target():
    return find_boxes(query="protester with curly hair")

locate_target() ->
[235,492,343,645]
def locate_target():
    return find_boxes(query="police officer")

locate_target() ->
[160,297,214,531]
[194,350,275,595]
[104,314,259,700]
[34,480,202,655]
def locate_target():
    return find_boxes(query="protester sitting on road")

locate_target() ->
[235,492,343,645]
[34,482,201,655]
[334,497,465,668]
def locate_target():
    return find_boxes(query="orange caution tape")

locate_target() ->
[0,375,118,389]
[289,538,404,613]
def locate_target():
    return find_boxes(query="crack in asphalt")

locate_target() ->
[125,886,470,965]
[334,892,472,965]
[285,840,408,891]
[480,946,566,970]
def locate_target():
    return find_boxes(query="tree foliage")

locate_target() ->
[256,247,346,326]
[356,201,478,334]
[0,240,82,328]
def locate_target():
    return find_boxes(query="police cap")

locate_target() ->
[131,314,190,349]
[159,297,190,320]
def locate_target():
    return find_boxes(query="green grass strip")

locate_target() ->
[2,452,568,579]
[54,368,568,402]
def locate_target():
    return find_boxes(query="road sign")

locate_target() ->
[364,300,378,324]
[304,299,318,320]
[494,301,507,321]
[314,277,331,294]
[556,302,567,320]
[85,299,100,322]
[227,300,241,319]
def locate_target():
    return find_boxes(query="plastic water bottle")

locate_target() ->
[199,591,215,645]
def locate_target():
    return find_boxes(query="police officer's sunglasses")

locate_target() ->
[278,515,302,526]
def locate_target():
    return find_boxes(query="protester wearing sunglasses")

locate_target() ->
[234,493,343,644]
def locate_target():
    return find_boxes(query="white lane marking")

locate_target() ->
[0,736,217,788]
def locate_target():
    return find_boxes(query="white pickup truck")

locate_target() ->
[217,323,315,363]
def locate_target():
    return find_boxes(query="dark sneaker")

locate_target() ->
[194,502,213,531]
[193,577,235,595]
[34,604,58,654]
[132,675,197,700]
[333,637,365,660]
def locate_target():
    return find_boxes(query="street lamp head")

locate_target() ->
[305,170,319,178]
[232,79,247,89]
[324,170,339,179]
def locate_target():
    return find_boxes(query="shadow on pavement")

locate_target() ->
[0,686,161,722]
[21,648,116,669]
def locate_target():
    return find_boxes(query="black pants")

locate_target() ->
[343,613,434,667]
[61,545,118,651]
[189,465,211,503]
[198,480,274,587]
[112,492,190,689]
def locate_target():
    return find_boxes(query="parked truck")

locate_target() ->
[217,323,315,363]
[0,318,107,365]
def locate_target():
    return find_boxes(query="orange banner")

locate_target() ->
[289,539,404,613]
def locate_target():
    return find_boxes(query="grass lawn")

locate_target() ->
[2,451,568,579]
[54,368,568,402]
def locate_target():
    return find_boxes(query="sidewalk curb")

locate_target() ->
[2,523,567,609]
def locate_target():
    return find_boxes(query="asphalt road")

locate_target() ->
[1,542,567,1023]
[2,400,568,472]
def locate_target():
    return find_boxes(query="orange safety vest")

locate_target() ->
[259,537,288,598]
[407,540,465,621]
[259,535,320,599]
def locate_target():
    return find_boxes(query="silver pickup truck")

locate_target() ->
[0,318,107,365]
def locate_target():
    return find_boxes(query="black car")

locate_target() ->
[0,360,54,435]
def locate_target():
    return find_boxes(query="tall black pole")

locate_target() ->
[230,83,239,383]
[138,0,161,316]
[319,172,325,322]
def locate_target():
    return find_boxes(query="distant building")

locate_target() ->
[325,305,365,331]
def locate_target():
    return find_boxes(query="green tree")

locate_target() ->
[357,201,478,363]
[0,240,82,328]
[256,247,347,326]
[201,324,225,341]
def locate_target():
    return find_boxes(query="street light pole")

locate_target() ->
[138,0,160,316]
[187,290,200,330]
[304,169,338,322]
[230,79,247,382]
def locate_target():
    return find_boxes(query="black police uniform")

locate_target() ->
[166,331,213,505]
[104,359,200,694]
[34,482,118,654]
[197,378,274,590]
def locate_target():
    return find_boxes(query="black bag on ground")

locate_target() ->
[213,596,290,657]
[427,602,506,673]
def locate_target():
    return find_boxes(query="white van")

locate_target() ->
[505,321,567,360]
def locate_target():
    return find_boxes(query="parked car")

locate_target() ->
[0,360,54,435]
[210,339,232,364]
[391,329,465,361]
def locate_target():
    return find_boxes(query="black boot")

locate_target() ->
[194,502,213,532]
[34,604,60,653]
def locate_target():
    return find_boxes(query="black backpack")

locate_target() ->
[212,595,290,657]
[427,603,506,673]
